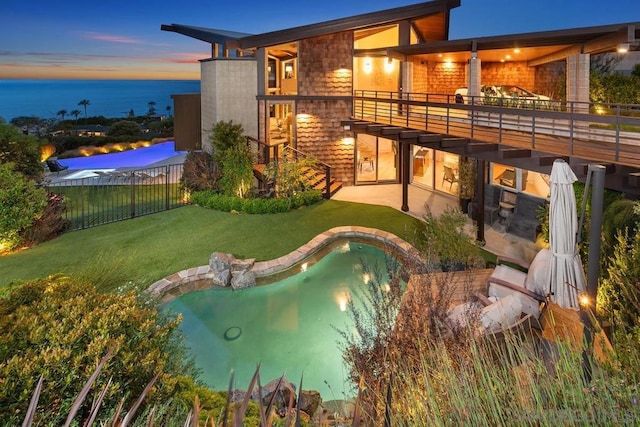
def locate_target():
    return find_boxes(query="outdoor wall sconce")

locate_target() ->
[363,57,372,74]
[617,43,630,53]
[384,57,394,73]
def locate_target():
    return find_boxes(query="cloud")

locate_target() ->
[82,32,143,44]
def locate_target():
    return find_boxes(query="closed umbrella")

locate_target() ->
[547,159,587,309]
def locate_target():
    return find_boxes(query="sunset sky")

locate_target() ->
[1,0,638,80]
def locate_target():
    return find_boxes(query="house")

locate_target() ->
[74,124,109,137]
[162,1,640,210]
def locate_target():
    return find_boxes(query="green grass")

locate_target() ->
[0,200,417,289]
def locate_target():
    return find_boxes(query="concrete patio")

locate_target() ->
[332,183,543,263]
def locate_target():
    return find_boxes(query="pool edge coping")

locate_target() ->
[146,226,422,303]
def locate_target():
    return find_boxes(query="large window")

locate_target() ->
[491,163,549,198]
[355,134,398,184]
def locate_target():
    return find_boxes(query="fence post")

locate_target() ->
[165,165,170,210]
[130,171,136,218]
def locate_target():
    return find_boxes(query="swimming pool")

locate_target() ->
[58,141,185,170]
[162,241,395,399]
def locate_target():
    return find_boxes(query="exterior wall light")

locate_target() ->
[384,57,394,73]
[617,43,630,53]
[363,57,372,74]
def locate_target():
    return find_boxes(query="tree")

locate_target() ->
[78,99,90,122]
[148,101,157,116]
[0,121,43,180]
[0,163,48,252]
[9,115,44,137]
[107,120,140,137]
[209,121,253,198]
[56,109,67,121]
[166,105,172,117]
[69,109,81,125]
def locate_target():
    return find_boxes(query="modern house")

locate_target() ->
[162,0,640,239]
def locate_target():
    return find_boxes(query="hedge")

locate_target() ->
[191,190,323,214]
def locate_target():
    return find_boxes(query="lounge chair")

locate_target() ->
[45,158,69,175]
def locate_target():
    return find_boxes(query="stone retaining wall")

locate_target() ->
[146,226,421,303]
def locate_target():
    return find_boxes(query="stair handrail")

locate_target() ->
[282,145,333,199]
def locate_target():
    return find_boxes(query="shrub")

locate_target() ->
[106,120,141,137]
[210,121,254,198]
[0,276,196,425]
[0,163,48,252]
[181,151,218,192]
[192,190,321,214]
[0,121,43,181]
[411,205,482,270]
[20,192,70,247]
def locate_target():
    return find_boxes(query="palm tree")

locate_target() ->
[78,99,90,123]
[56,109,67,121]
[147,101,157,116]
[166,105,171,118]
[70,109,81,125]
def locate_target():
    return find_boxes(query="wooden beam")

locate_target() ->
[441,137,468,148]
[466,143,498,153]
[400,130,423,139]
[500,149,532,159]
[381,126,403,135]
[539,156,569,166]
[628,172,640,188]
[419,133,443,144]
[366,124,386,133]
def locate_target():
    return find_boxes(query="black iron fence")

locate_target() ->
[45,163,186,231]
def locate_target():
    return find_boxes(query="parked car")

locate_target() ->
[455,85,552,108]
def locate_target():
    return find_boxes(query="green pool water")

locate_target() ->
[162,241,393,399]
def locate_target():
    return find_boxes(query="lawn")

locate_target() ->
[0,200,418,290]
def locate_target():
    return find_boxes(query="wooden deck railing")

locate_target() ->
[353,90,640,168]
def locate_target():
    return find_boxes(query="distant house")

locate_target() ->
[74,124,109,137]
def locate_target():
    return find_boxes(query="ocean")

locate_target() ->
[0,79,200,121]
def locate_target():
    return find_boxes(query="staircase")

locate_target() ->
[301,166,343,198]
[248,139,342,199]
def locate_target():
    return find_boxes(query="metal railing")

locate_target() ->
[246,136,334,198]
[353,90,640,167]
[44,163,186,231]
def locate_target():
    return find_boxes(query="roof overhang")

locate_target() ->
[236,0,459,49]
[160,24,253,46]
[389,22,640,65]
[162,1,460,51]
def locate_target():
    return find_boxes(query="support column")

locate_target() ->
[566,54,590,113]
[587,164,605,302]
[467,56,481,102]
[401,140,411,212]
[475,159,486,244]
[256,48,267,96]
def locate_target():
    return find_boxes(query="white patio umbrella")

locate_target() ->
[547,159,587,309]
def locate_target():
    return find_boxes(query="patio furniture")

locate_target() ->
[442,164,458,189]
[506,192,547,241]
[45,158,69,175]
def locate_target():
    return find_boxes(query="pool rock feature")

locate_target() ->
[147,226,423,303]
[208,252,256,289]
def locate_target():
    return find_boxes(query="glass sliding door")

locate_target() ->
[355,134,398,184]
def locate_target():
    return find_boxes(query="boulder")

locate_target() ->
[298,390,322,417]
[230,258,256,290]
[262,378,297,412]
[209,252,234,270]
[211,269,231,287]
[209,252,235,287]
